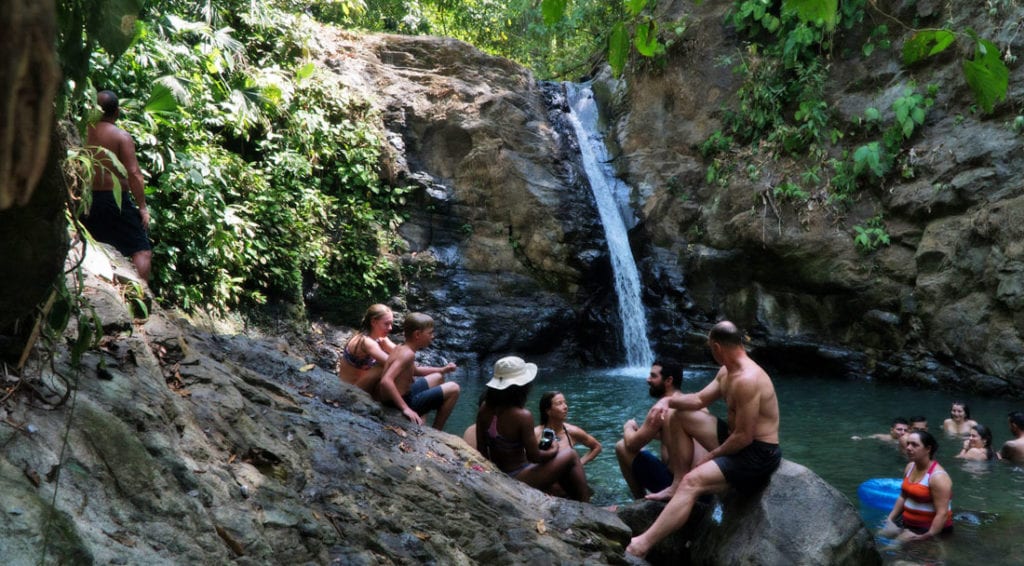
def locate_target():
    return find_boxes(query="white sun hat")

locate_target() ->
[486,356,538,390]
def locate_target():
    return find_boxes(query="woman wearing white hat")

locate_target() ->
[474,356,590,502]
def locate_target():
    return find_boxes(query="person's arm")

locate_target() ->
[378,350,422,425]
[700,377,758,463]
[475,410,489,458]
[359,336,390,365]
[567,423,602,466]
[668,372,722,411]
[956,437,971,459]
[411,362,456,374]
[118,130,148,229]
[520,410,557,463]
[622,403,666,453]
[902,470,952,542]
[881,464,911,536]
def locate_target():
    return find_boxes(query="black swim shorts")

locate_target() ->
[713,439,782,495]
[82,191,151,256]
[632,450,672,494]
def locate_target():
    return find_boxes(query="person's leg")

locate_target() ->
[431,381,460,429]
[647,409,720,501]
[627,460,730,558]
[423,371,445,387]
[615,439,646,499]
[132,249,152,281]
[516,448,588,501]
[557,448,590,502]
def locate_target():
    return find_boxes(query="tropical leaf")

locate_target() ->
[625,0,650,17]
[609,22,629,77]
[634,21,662,57]
[87,0,143,57]
[783,0,838,30]
[541,0,568,26]
[902,29,956,65]
[145,82,180,114]
[962,37,1009,113]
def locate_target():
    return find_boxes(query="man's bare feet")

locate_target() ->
[625,536,650,558]
[644,486,675,501]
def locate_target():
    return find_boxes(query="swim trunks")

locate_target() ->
[402,377,444,416]
[713,439,782,495]
[82,191,151,256]
[632,450,672,493]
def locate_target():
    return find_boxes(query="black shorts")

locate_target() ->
[82,191,151,256]
[714,439,782,495]
[632,450,672,494]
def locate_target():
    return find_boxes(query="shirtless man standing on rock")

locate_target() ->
[627,320,781,558]
[83,90,152,281]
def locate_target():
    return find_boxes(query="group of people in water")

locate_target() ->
[337,305,782,558]
[856,402,1024,544]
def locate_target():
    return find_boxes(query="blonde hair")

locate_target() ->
[358,304,392,333]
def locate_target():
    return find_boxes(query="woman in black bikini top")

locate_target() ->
[536,391,603,466]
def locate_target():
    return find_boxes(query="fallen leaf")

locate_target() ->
[414,531,431,541]
[298,363,315,372]
[535,519,546,534]
[398,441,412,452]
[384,425,407,438]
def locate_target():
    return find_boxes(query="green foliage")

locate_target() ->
[963,33,1010,113]
[853,215,891,253]
[783,0,838,31]
[903,29,956,65]
[61,1,409,314]
[902,28,1008,114]
[773,181,809,202]
[852,142,888,179]
[862,25,890,57]
[891,87,933,141]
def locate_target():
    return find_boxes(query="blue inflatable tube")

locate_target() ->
[857,477,902,511]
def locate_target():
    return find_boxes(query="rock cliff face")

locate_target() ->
[600,0,1024,393]
[317,5,1022,394]
[317,31,619,370]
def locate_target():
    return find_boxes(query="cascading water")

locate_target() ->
[565,83,654,369]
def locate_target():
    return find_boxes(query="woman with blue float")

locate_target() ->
[880,430,953,542]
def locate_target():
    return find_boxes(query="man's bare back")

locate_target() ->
[87,121,139,192]
[719,358,780,445]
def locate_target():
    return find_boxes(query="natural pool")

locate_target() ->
[443,366,1024,565]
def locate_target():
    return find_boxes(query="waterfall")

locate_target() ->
[565,83,654,369]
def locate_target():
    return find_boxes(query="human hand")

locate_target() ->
[878,518,901,538]
[139,207,151,230]
[403,407,423,425]
[442,362,457,374]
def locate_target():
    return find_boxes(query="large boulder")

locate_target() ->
[618,460,880,565]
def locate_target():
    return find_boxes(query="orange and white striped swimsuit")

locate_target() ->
[900,460,953,531]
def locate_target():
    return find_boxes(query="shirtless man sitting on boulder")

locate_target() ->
[627,320,782,558]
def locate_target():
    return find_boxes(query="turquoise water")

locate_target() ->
[443,366,1024,564]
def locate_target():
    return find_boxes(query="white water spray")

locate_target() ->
[565,83,654,369]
